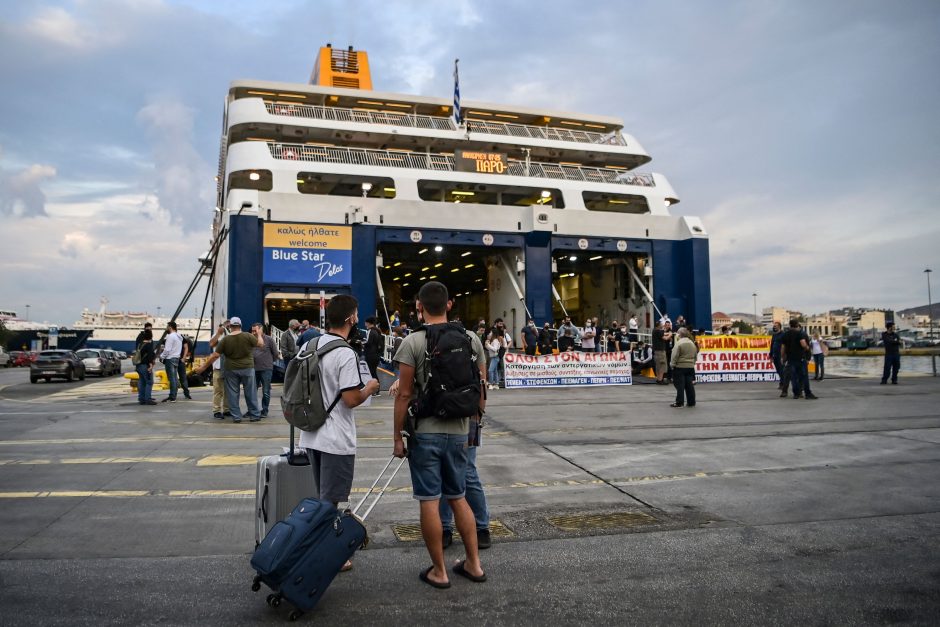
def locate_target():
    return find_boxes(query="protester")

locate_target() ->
[607,321,624,352]
[810,332,828,381]
[881,322,901,385]
[780,319,818,400]
[581,319,596,352]
[279,319,301,363]
[390,310,401,328]
[663,320,675,381]
[298,322,322,347]
[251,323,279,418]
[214,317,264,422]
[769,321,790,393]
[651,321,671,385]
[136,330,157,405]
[632,341,654,375]
[538,322,554,356]
[393,281,487,589]
[159,321,183,403]
[300,295,379,573]
[557,316,580,352]
[485,329,501,391]
[521,319,538,356]
[628,313,639,346]
[494,319,512,386]
[669,328,698,407]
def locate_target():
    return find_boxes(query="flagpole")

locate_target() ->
[453,58,463,131]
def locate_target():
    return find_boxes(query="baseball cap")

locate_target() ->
[230,316,242,327]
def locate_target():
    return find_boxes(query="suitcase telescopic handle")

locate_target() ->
[352,455,407,521]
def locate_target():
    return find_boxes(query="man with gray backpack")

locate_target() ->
[280,294,379,571]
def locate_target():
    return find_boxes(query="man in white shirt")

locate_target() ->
[628,313,639,346]
[159,321,183,403]
[299,295,379,572]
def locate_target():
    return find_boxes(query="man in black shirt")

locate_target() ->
[538,322,554,356]
[364,317,384,395]
[881,322,901,384]
[135,322,153,350]
[780,319,817,400]
[651,321,672,384]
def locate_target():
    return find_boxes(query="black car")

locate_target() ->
[30,350,87,383]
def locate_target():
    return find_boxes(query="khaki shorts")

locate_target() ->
[654,351,668,377]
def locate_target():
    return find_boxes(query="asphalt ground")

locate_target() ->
[0,363,938,625]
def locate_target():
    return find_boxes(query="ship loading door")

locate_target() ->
[375,230,526,334]
[551,237,655,335]
[264,292,332,332]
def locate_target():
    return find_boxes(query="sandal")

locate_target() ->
[419,566,450,589]
[452,560,487,583]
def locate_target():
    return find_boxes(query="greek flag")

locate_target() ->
[453,58,462,127]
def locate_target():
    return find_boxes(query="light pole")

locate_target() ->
[752,293,758,329]
[926,268,934,341]
[25,304,30,321]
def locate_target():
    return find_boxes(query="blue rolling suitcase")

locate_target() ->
[250,456,406,621]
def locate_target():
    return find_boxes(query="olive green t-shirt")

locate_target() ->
[215,331,258,371]
[395,326,486,435]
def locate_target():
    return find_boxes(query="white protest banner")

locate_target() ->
[695,334,778,383]
[504,351,632,388]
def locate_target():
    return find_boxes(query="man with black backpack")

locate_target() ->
[780,318,818,400]
[393,281,487,589]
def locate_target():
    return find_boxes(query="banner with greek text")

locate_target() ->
[262,223,352,286]
[504,351,633,388]
[695,335,778,383]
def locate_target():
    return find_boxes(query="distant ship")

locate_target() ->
[71,298,213,353]
[0,309,92,352]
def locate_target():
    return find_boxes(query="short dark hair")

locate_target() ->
[144,322,152,329]
[365,316,378,325]
[143,330,153,340]
[417,281,449,316]
[167,321,177,331]
[789,318,799,328]
[326,295,358,329]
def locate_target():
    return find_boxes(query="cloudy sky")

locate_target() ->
[1,0,938,324]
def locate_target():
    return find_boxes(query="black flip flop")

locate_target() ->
[452,560,487,583]
[419,566,451,589]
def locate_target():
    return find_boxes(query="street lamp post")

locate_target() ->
[926,269,936,377]
[25,304,30,321]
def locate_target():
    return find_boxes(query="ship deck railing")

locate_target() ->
[267,142,655,187]
[263,102,628,147]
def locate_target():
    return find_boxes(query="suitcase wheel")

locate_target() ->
[266,593,282,608]
[251,575,262,592]
[288,609,303,621]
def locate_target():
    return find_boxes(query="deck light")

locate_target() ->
[434,262,443,268]
[568,273,576,277]
[429,275,437,279]
[541,190,552,198]
[393,261,402,267]
[569,255,577,261]
[421,266,430,271]
[249,172,261,181]
[403,283,410,287]
[590,255,602,261]
[461,251,472,257]
[451,268,460,273]
[434,245,443,252]
[419,276,426,281]
[418,248,428,254]
[451,191,475,196]
[464,263,474,269]
[404,273,412,277]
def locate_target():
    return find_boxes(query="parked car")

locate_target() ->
[101,349,122,375]
[30,350,86,383]
[10,351,32,367]
[0,347,10,367]
[116,351,128,360]
[76,349,116,377]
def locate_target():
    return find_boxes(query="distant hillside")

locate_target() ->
[898,304,936,317]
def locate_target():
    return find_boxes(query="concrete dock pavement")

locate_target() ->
[0,365,939,624]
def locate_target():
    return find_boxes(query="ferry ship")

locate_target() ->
[0,309,92,352]
[210,45,711,341]
[72,298,212,352]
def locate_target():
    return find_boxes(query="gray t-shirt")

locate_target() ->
[395,326,486,435]
[298,334,364,455]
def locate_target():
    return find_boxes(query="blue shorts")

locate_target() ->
[407,433,468,501]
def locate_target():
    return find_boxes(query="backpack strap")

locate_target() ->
[314,337,358,417]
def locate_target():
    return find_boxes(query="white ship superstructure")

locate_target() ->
[210,45,711,339]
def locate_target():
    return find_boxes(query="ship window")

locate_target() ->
[582,191,649,214]
[297,173,396,198]
[228,169,273,191]
[417,180,564,208]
